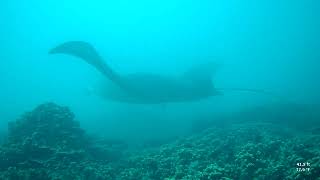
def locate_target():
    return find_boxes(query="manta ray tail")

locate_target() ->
[49,41,125,88]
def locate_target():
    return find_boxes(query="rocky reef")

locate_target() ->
[0,103,126,179]
[0,102,319,179]
[118,123,320,180]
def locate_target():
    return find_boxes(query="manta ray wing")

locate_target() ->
[49,41,127,89]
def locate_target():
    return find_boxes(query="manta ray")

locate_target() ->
[49,41,275,104]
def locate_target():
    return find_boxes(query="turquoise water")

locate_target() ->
[0,1,319,179]
[1,0,319,141]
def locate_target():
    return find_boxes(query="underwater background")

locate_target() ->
[0,0,320,179]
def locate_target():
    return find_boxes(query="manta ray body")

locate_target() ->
[49,41,270,104]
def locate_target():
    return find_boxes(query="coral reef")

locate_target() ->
[117,123,320,180]
[0,102,319,179]
[0,103,126,179]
